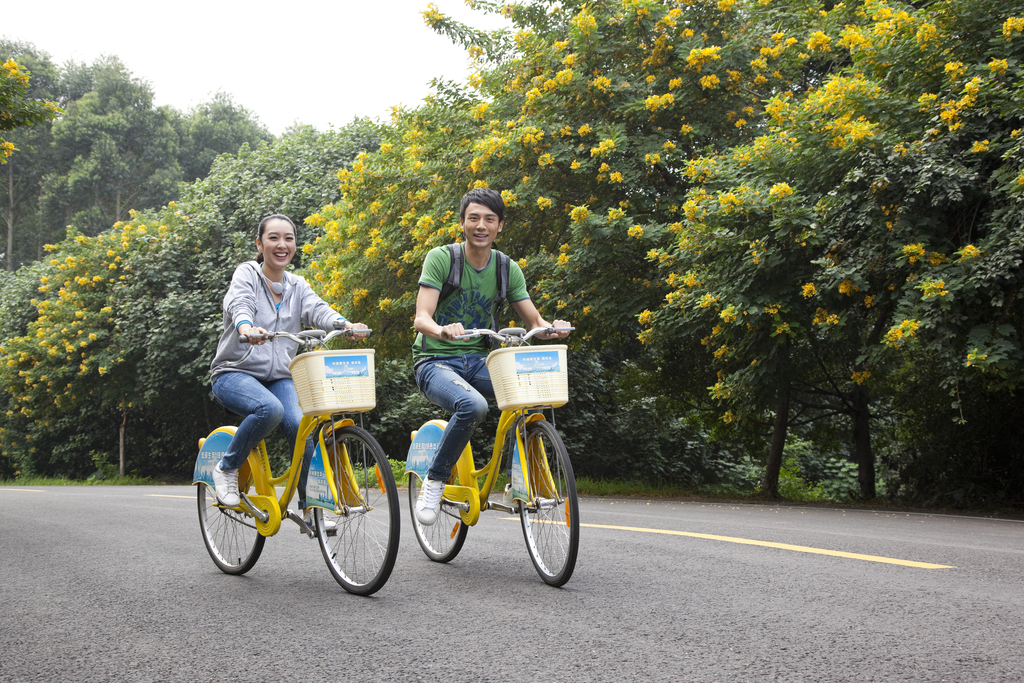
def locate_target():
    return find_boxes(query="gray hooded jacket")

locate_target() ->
[209,261,344,383]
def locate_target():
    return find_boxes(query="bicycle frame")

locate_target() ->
[194,413,364,536]
[406,407,555,526]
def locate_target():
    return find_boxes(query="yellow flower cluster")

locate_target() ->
[769,182,794,199]
[808,31,832,52]
[884,319,920,347]
[802,283,817,298]
[813,308,840,325]
[1003,17,1024,40]
[628,226,644,238]
[645,93,675,111]
[958,244,982,260]
[903,243,925,263]
[851,370,871,385]
[590,139,616,157]
[686,46,722,71]
[838,279,859,295]
[570,205,591,223]
[572,9,597,34]
[919,279,948,299]
[699,75,720,90]
[536,197,552,210]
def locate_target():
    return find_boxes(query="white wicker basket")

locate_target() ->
[289,349,376,416]
[486,345,568,411]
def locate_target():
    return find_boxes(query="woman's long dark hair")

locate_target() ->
[255,214,297,264]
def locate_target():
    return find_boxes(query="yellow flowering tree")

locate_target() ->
[647,0,1024,501]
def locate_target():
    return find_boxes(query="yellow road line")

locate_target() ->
[583,522,955,569]
[0,488,45,493]
[145,494,194,499]
[505,517,954,568]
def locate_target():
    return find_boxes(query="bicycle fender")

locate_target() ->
[193,427,237,488]
[405,419,448,481]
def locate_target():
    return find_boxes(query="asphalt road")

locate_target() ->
[2,485,1023,682]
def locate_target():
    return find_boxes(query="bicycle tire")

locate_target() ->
[409,471,469,563]
[316,425,400,595]
[197,473,265,575]
[519,420,579,586]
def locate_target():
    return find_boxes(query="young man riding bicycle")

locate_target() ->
[412,188,571,525]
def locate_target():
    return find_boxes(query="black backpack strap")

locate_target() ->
[437,243,463,305]
[423,243,464,352]
[487,250,511,349]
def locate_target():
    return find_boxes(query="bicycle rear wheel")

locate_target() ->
[197,465,265,575]
[316,425,400,595]
[520,420,579,586]
[409,472,468,563]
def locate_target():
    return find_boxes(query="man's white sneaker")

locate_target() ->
[415,477,446,526]
[212,464,240,507]
[302,508,337,534]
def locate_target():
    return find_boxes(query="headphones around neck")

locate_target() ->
[257,264,285,295]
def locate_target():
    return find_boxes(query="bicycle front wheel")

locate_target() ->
[316,425,400,596]
[520,420,579,586]
[409,472,468,563]
[197,472,265,575]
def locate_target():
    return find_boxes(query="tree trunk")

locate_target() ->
[851,385,875,499]
[119,405,127,478]
[6,163,13,272]
[763,368,791,498]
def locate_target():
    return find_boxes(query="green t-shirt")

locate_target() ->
[413,244,529,360]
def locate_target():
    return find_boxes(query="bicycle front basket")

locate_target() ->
[486,345,568,411]
[289,349,376,416]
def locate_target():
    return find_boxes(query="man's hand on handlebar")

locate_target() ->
[535,319,573,340]
[438,322,466,341]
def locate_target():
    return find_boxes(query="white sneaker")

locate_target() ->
[302,508,337,534]
[212,464,240,507]
[415,477,446,526]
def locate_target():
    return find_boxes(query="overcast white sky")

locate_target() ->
[4,0,508,134]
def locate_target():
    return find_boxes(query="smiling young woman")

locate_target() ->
[207,213,368,529]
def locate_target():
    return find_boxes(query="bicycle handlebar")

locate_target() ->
[452,326,574,344]
[239,328,372,348]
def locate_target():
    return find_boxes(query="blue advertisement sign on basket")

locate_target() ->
[325,355,369,378]
[514,350,561,374]
[304,440,337,511]
[405,423,443,480]
[193,431,232,487]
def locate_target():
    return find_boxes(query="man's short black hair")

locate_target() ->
[459,188,505,223]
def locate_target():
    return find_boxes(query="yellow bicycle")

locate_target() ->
[193,326,399,595]
[405,327,579,586]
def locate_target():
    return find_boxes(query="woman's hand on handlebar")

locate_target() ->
[238,323,269,345]
[341,321,371,340]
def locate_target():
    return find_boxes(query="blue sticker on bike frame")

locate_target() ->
[193,431,233,487]
[304,442,337,511]
[325,355,369,378]
[405,423,443,480]
[511,438,530,501]
[514,350,560,374]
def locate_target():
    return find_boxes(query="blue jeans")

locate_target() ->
[415,355,493,481]
[211,372,314,509]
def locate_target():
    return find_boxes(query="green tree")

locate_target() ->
[0,119,378,478]
[39,56,180,237]
[0,42,61,270]
[175,91,273,182]
[646,0,1024,498]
